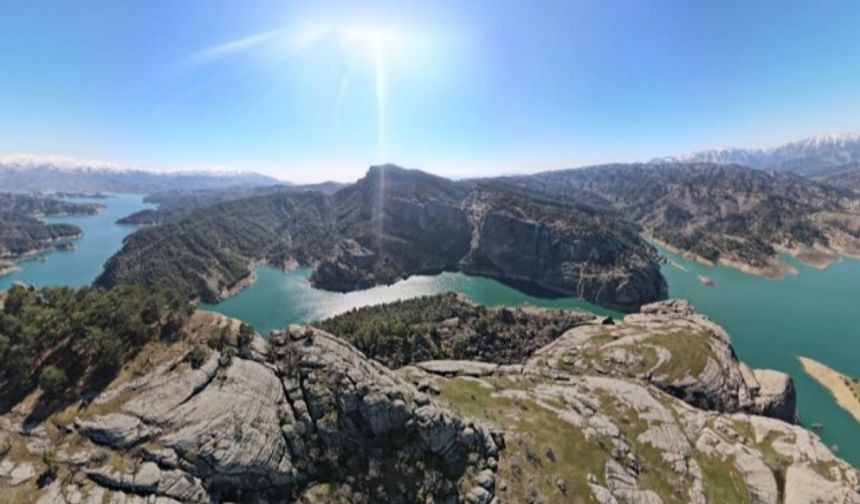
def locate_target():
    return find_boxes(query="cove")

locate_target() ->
[200,266,621,334]
[658,246,860,467]
[0,194,153,291]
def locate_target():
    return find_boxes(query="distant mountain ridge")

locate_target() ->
[652,133,860,175]
[502,162,860,275]
[0,156,281,194]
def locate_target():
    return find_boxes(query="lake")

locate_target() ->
[0,194,152,290]
[3,194,859,467]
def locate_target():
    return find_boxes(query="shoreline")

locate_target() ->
[799,356,860,426]
[646,235,860,279]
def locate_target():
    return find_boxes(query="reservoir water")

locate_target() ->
[3,195,859,467]
[0,194,152,291]
[657,246,860,467]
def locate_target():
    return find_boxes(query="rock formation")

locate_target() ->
[0,302,856,503]
[98,165,668,312]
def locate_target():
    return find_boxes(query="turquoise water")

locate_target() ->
[658,246,860,467]
[2,194,858,467]
[206,255,860,467]
[201,266,620,334]
[0,194,152,290]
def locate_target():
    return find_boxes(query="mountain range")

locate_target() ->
[0,156,280,194]
[651,133,860,175]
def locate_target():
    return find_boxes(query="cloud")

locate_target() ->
[177,29,286,71]
[176,25,334,73]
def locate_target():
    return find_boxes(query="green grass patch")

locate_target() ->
[645,330,714,380]
[438,377,608,503]
[697,454,751,503]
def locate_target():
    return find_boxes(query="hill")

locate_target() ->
[97,165,667,312]
[0,193,102,263]
[505,163,860,275]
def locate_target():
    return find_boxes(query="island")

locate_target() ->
[799,356,860,425]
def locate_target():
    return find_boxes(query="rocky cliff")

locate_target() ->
[99,165,668,312]
[0,302,857,503]
[461,185,667,312]
[505,163,860,275]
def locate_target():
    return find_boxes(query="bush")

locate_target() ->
[42,448,58,477]
[188,344,210,369]
[237,323,255,348]
[38,366,68,397]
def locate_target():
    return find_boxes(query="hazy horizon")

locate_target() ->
[3,0,860,183]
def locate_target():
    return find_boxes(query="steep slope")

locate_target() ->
[811,162,860,194]
[2,294,857,503]
[99,165,668,312]
[653,133,860,175]
[509,163,860,275]
[310,165,473,290]
[96,191,338,302]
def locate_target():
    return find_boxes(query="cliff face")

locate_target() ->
[506,163,860,275]
[460,185,667,312]
[1,301,856,503]
[310,165,473,290]
[100,165,668,312]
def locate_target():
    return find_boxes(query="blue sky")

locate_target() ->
[1,0,860,182]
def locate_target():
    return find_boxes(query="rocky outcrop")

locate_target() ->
[2,321,501,503]
[404,360,859,503]
[1,305,855,504]
[527,299,797,421]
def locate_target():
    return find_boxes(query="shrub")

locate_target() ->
[38,366,68,397]
[188,344,210,369]
[237,323,255,348]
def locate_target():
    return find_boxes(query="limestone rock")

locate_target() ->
[75,413,155,449]
[528,299,798,421]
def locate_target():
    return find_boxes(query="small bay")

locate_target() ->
[0,194,152,290]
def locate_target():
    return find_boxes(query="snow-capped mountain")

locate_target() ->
[0,154,281,194]
[651,133,860,175]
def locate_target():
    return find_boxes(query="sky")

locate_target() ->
[1,0,860,182]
